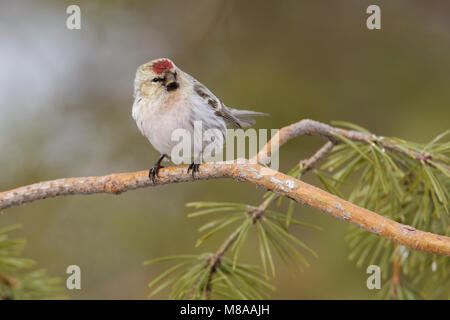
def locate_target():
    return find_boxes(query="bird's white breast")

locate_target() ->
[133,89,227,163]
[133,93,191,156]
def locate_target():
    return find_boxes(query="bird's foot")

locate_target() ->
[149,154,167,183]
[149,164,164,184]
[187,163,200,179]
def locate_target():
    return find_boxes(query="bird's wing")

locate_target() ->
[189,75,243,129]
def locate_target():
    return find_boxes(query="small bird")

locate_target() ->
[132,58,267,182]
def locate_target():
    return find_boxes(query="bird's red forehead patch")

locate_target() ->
[152,60,173,74]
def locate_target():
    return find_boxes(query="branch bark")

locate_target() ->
[1,161,449,255]
[252,119,449,170]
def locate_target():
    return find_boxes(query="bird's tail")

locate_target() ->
[230,109,269,128]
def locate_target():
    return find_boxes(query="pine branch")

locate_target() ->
[208,141,335,267]
[299,141,335,173]
[1,120,449,257]
[253,119,449,171]
[203,142,335,298]
[0,225,64,300]
[145,121,448,299]
[390,255,402,298]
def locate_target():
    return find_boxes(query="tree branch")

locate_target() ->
[203,146,324,298]
[253,119,449,170]
[207,141,336,274]
[203,197,272,299]
[1,119,449,258]
[1,161,449,255]
[298,141,335,173]
[390,253,402,298]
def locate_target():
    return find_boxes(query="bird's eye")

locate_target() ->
[152,78,159,82]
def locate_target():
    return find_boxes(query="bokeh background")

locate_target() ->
[0,0,449,299]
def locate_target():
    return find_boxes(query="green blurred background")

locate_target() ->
[0,0,449,299]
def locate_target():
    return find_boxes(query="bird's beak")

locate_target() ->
[165,72,179,91]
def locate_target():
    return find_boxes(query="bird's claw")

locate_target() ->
[149,164,164,184]
[187,163,200,179]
